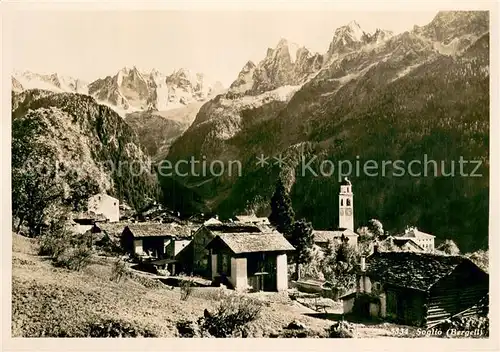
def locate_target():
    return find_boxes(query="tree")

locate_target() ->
[290,219,314,280]
[14,161,66,236]
[437,239,461,255]
[356,226,375,255]
[367,219,384,239]
[321,241,358,295]
[268,178,295,237]
[65,175,100,212]
[12,113,69,236]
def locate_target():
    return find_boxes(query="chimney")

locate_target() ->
[360,256,366,272]
[373,243,379,254]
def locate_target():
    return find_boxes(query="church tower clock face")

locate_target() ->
[338,177,354,231]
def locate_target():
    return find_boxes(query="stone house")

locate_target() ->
[398,226,435,252]
[88,193,120,223]
[175,222,266,277]
[342,251,489,327]
[205,232,295,291]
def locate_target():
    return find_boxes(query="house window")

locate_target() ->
[346,199,351,206]
[340,199,344,206]
[373,282,381,291]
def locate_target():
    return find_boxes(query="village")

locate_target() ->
[58,178,490,337]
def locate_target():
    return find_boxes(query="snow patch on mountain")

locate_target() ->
[433,38,462,56]
[88,67,224,114]
[221,84,302,110]
[13,71,89,94]
[391,62,426,82]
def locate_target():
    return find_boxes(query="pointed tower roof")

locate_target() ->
[340,177,352,186]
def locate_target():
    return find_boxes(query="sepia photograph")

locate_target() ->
[2,1,497,347]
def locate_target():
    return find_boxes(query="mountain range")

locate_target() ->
[13,67,225,159]
[163,11,490,252]
[13,67,224,114]
[11,11,489,252]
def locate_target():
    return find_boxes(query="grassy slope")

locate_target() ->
[12,234,335,337]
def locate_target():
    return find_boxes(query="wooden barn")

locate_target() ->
[205,232,295,292]
[346,251,489,327]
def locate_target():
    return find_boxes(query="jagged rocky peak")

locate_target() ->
[12,76,24,92]
[166,68,202,89]
[231,38,322,96]
[229,61,257,94]
[243,60,256,72]
[367,28,395,44]
[414,10,489,43]
[326,20,369,57]
[333,21,365,45]
[115,66,148,88]
[86,66,223,114]
[166,68,223,101]
[272,38,302,63]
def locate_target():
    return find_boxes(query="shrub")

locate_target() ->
[38,220,73,258]
[436,315,489,337]
[54,244,92,271]
[197,292,263,337]
[38,222,93,271]
[39,232,70,259]
[176,320,200,338]
[321,241,358,294]
[298,245,325,281]
[110,258,127,283]
[95,232,123,256]
[87,319,157,337]
[437,239,461,255]
[180,277,194,301]
[327,321,355,338]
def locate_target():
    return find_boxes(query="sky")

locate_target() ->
[10,10,438,87]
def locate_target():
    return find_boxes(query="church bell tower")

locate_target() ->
[339,177,354,231]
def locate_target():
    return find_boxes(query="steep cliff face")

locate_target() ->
[237,39,323,96]
[12,90,159,210]
[164,11,489,252]
[125,101,204,162]
[167,38,325,166]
